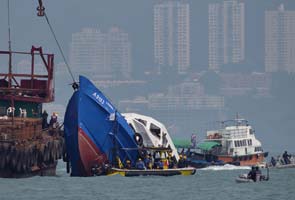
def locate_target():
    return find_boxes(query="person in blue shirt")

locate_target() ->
[144,155,152,169]
[283,151,291,165]
[156,160,164,169]
[271,157,277,167]
[136,158,146,170]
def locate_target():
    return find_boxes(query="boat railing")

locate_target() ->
[221,129,248,139]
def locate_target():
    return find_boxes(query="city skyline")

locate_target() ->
[63,1,295,77]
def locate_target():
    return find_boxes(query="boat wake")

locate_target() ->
[200,164,251,171]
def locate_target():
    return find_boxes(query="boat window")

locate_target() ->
[150,123,161,139]
[247,139,252,146]
[136,118,147,126]
[249,129,254,135]
[243,140,247,146]
[254,146,262,152]
[234,141,237,147]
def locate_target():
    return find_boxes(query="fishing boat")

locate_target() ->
[182,117,268,167]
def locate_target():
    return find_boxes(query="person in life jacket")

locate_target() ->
[125,160,131,169]
[144,155,152,169]
[247,166,256,182]
[6,107,15,117]
[177,154,185,168]
[271,156,277,167]
[49,112,58,128]
[135,158,146,170]
[42,110,49,129]
[282,151,291,165]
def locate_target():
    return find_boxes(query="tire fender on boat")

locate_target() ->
[134,132,143,147]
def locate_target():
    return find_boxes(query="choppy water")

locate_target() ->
[1,162,295,200]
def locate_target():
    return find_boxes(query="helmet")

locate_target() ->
[179,155,183,158]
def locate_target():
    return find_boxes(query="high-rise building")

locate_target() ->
[107,27,132,79]
[154,0,190,74]
[69,28,106,79]
[208,0,245,71]
[69,27,132,80]
[265,4,295,73]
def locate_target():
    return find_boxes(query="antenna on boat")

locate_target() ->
[36,0,79,91]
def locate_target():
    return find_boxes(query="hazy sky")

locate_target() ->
[1,0,295,72]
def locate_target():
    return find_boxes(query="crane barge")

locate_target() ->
[0,0,64,178]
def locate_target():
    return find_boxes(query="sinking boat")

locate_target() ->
[64,76,196,177]
[64,76,139,176]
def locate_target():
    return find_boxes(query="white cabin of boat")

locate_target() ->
[204,119,264,158]
[122,113,179,161]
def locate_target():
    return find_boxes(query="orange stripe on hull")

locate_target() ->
[218,154,265,166]
[78,128,108,176]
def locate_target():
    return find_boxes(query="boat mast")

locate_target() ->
[7,0,12,88]
[7,0,15,124]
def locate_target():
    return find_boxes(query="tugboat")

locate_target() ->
[0,1,64,178]
[193,117,268,166]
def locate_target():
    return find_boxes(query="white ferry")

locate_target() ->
[198,118,268,166]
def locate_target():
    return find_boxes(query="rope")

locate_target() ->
[43,13,76,84]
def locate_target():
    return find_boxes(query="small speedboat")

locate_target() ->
[275,163,295,169]
[235,174,255,183]
[236,168,269,183]
[269,155,295,169]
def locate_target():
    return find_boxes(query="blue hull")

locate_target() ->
[64,76,138,176]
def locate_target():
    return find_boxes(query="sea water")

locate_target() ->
[0,162,294,200]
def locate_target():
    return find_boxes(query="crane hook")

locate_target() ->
[37,0,45,17]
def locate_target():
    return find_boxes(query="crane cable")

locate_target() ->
[37,0,78,90]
